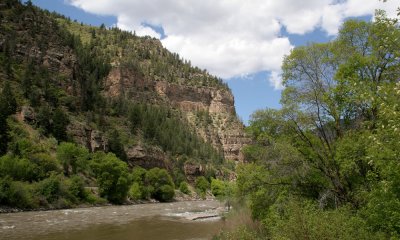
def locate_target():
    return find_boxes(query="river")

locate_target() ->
[0,200,225,240]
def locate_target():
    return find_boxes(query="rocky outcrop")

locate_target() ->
[67,121,108,152]
[20,106,36,124]
[126,145,168,169]
[183,162,204,182]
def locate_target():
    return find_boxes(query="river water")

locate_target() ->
[0,201,225,240]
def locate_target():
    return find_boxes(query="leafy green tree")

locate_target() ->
[90,152,130,203]
[0,154,39,182]
[128,182,143,200]
[211,178,226,197]
[57,142,89,176]
[195,176,209,195]
[145,167,175,202]
[108,129,127,161]
[52,108,69,142]
[179,181,190,194]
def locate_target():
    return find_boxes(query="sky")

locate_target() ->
[31,0,399,124]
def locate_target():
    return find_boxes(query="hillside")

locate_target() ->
[0,0,249,209]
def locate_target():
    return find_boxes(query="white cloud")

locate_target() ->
[67,0,399,89]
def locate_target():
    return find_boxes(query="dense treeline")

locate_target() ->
[216,9,400,240]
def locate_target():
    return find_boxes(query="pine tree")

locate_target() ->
[0,81,17,155]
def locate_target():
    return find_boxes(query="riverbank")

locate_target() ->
[0,190,217,214]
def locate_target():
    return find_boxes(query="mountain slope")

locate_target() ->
[0,1,249,179]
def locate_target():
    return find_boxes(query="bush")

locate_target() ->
[57,142,89,176]
[30,153,61,179]
[158,184,175,202]
[67,175,87,202]
[128,182,142,200]
[90,152,130,204]
[268,200,385,240]
[0,154,40,182]
[130,166,147,183]
[0,176,37,209]
[86,192,107,205]
[179,181,190,194]
[145,167,175,202]
[35,174,64,204]
[211,178,226,197]
[195,176,209,194]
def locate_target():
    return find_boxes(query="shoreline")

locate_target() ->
[0,195,217,214]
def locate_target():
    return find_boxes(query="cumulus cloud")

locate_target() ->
[67,0,399,89]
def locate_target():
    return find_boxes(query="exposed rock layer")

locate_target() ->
[104,68,251,162]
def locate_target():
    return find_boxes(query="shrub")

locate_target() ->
[179,181,190,194]
[130,166,147,183]
[145,167,175,202]
[0,176,37,209]
[211,178,226,197]
[128,182,142,200]
[57,142,89,176]
[30,153,61,179]
[90,152,130,204]
[36,174,64,204]
[67,175,87,202]
[0,154,39,182]
[158,184,175,202]
[195,176,209,194]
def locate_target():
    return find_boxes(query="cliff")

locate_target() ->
[104,67,250,162]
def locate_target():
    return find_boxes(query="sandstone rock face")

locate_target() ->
[183,162,204,183]
[125,145,167,169]
[104,72,251,162]
[67,121,108,153]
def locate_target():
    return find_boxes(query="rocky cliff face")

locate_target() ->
[104,67,250,162]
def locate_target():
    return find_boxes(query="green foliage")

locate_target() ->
[51,108,69,141]
[211,178,225,197]
[128,104,224,165]
[195,176,209,195]
[0,176,37,209]
[267,200,385,240]
[0,154,40,182]
[128,182,143,200]
[0,82,17,155]
[57,142,89,176]
[66,175,87,202]
[145,167,175,202]
[0,82,17,117]
[179,181,190,194]
[35,174,62,202]
[90,152,130,204]
[107,129,127,161]
[227,10,400,240]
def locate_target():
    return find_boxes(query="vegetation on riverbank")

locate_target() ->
[216,7,400,240]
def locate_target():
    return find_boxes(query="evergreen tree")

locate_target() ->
[0,82,17,155]
[52,108,69,142]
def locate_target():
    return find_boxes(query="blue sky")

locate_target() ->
[31,0,391,124]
